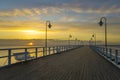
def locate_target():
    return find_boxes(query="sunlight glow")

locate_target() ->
[28,42,34,46]
[22,30,38,33]
[21,30,43,35]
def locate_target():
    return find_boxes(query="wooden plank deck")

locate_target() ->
[0,46,120,80]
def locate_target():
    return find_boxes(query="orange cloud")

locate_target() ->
[0,8,41,17]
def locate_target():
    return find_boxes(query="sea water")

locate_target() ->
[0,40,71,67]
[0,46,44,67]
[0,39,119,67]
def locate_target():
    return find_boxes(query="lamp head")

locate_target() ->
[99,20,103,26]
[48,23,52,28]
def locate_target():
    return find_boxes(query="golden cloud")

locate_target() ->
[0,8,41,17]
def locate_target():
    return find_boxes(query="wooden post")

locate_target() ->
[106,48,108,57]
[103,48,105,56]
[45,47,48,56]
[57,46,59,53]
[8,49,11,65]
[115,49,118,64]
[62,46,64,51]
[43,47,45,56]
[35,48,38,59]
[49,47,50,55]
[25,48,27,61]
[53,47,54,54]
[109,48,112,60]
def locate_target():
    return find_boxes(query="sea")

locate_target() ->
[0,39,76,67]
[0,39,119,67]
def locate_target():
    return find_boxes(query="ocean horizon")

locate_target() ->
[0,39,119,48]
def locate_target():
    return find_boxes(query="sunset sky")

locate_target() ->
[0,0,120,44]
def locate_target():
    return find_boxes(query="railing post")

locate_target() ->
[59,46,61,52]
[101,48,103,55]
[43,47,45,56]
[64,46,66,51]
[49,47,50,55]
[109,48,112,60]
[61,46,62,52]
[103,48,105,56]
[56,46,58,53]
[60,46,61,52]
[61,46,63,52]
[67,46,68,51]
[106,48,108,57]
[53,47,55,54]
[66,46,68,51]
[66,46,67,51]
[71,45,73,49]
[63,46,65,51]
[69,45,71,50]
[8,49,11,65]
[46,47,48,56]
[35,48,38,59]
[25,48,27,61]
[98,47,101,54]
[115,49,118,64]
[69,45,70,50]
[99,47,101,54]
[62,46,64,51]
[100,47,102,54]
[57,46,59,53]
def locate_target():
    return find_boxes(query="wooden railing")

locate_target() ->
[0,45,82,68]
[90,46,120,65]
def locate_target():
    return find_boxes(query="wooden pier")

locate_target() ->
[0,46,120,80]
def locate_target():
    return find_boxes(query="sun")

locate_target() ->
[28,42,34,46]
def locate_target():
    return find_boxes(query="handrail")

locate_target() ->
[90,45,120,65]
[0,45,82,68]
[0,46,43,50]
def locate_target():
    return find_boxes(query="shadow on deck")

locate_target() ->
[0,46,120,80]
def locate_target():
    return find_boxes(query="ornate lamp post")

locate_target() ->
[45,21,52,55]
[98,17,107,54]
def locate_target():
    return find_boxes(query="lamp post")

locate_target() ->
[45,21,52,55]
[92,33,96,46]
[98,17,107,54]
